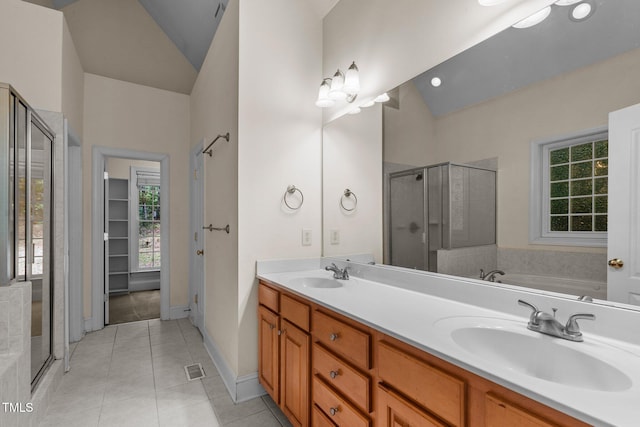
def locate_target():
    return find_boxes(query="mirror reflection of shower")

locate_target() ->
[388,162,496,272]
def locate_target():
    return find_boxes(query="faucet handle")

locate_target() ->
[565,313,596,337]
[518,299,540,325]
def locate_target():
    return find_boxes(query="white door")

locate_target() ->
[189,146,205,332]
[608,102,640,305]
[104,171,110,324]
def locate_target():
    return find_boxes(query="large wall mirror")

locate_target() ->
[322,0,640,307]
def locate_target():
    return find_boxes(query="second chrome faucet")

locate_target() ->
[518,299,595,342]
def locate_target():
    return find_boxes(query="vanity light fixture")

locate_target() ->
[512,6,551,28]
[431,77,442,87]
[374,92,390,103]
[315,61,360,108]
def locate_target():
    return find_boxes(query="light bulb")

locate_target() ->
[431,77,442,87]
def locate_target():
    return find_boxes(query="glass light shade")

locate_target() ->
[361,100,376,108]
[512,6,551,28]
[555,0,582,5]
[315,79,335,108]
[478,0,508,5]
[342,62,360,94]
[328,69,346,100]
[571,2,593,20]
[375,93,390,103]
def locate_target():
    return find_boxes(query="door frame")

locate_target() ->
[91,146,170,331]
[189,141,205,333]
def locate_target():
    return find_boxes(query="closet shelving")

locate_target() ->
[108,178,130,293]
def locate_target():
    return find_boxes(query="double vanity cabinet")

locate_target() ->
[258,279,589,427]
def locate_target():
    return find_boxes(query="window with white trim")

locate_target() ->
[530,128,608,247]
[130,167,161,270]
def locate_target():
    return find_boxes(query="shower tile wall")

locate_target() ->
[437,245,497,278]
[0,281,32,427]
[497,248,607,282]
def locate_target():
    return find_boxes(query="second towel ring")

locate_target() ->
[284,185,304,210]
[340,188,358,211]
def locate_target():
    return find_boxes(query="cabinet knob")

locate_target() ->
[608,258,624,269]
[278,329,285,336]
[196,249,204,256]
[269,324,275,330]
[329,370,339,379]
[329,333,339,341]
[329,407,339,416]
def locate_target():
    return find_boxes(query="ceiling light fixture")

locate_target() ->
[431,77,442,87]
[570,1,595,21]
[315,61,360,108]
[512,6,551,29]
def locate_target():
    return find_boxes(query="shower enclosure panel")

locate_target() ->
[389,163,496,272]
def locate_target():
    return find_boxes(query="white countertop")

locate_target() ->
[257,261,640,427]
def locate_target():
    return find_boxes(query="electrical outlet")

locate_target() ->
[330,229,340,245]
[302,228,312,246]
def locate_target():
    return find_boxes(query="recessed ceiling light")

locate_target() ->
[570,1,595,21]
[478,0,508,6]
[555,0,582,5]
[512,6,551,29]
[431,77,442,87]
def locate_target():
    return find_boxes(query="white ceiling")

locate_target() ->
[413,0,640,117]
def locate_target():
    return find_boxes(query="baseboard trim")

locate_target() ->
[169,305,191,319]
[202,327,265,403]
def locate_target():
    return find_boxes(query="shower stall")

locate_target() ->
[388,162,496,272]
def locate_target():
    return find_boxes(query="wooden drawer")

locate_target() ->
[313,310,370,369]
[312,404,337,427]
[313,343,370,412]
[377,341,465,427]
[312,376,370,427]
[259,282,279,313]
[377,383,448,427]
[485,393,557,427]
[281,294,310,332]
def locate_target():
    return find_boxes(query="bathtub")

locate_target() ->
[498,273,607,300]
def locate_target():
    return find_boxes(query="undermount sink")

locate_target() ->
[435,317,633,392]
[289,277,344,288]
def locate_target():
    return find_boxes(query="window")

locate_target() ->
[530,128,608,247]
[130,168,161,270]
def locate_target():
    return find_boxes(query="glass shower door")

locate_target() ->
[389,169,427,270]
[29,119,53,385]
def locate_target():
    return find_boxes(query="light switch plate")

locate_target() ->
[302,228,312,246]
[330,229,340,245]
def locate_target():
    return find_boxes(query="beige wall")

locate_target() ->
[107,158,160,180]
[61,19,84,138]
[322,0,556,122]
[433,47,640,253]
[236,0,322,376]
[190,0,240,374]
[82,73,190,318]
[384,81,436,167]
[0,0,63,112]
[323,105,383,260]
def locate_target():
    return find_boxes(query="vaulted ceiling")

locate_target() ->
[23,0,339,94]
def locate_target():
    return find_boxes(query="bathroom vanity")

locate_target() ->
[257,259,640,427]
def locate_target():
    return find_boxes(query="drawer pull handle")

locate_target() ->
[269,324,275,330]
[329,333,339,341]
[329,407,339,416]
[278,329,284,336]
[329,370,339,379]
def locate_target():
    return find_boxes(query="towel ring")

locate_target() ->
[340,188,358,211]
[284,185,304,210]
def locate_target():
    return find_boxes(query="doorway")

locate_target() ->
[105,157,161,325]
[91,147,169,331]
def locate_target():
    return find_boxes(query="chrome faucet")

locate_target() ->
[325,263,349,280]
[480,269,505,282]
[518,299,595,342]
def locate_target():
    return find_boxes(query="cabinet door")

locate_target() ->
[485,394,557,427]
[281,319,310,427]
[258,305,280,403]
[377,384,447,427]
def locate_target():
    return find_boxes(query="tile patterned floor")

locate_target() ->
[39,318,292,427]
